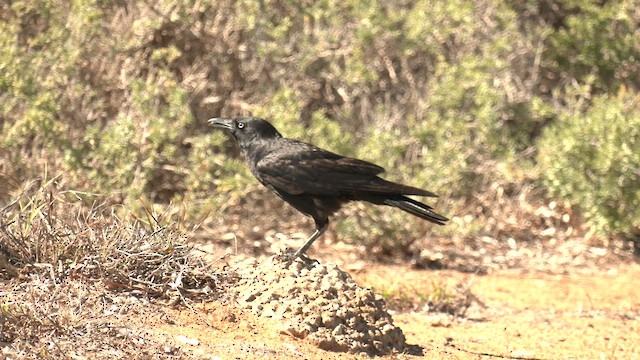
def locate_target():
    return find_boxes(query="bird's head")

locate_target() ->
[208,116,282,150]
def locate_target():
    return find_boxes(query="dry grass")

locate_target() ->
[0,177,224,295]
[1,279,183,359]
[356,270,474,316]
[0,178,234,358]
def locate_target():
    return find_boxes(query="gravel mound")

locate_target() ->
[229,255,406,355]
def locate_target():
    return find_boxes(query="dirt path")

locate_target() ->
[144,261,639,359]
[376,265,640,359]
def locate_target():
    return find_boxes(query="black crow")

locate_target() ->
[209,116,447,259]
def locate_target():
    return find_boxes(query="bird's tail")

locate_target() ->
[383,195,448,225]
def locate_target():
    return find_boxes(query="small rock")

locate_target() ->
[223,313,237,322]
[305,314,321,327]
[333,323,347,336]
[176,335,199,346]
[381,323,394,334]
[241,291,257,303]
[321,312,336,328]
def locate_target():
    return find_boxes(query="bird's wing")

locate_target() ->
[255,150,386,196]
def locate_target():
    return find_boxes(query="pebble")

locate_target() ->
[176,335,200,346]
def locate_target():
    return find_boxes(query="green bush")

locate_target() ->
[538,93,640,240]
[1,0,639,255]
[546,0,640,92]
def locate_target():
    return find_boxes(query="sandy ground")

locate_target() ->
[134,260,639,359]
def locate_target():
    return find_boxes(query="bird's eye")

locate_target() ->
[237,121,245,129]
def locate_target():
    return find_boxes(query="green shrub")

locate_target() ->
[2,0,638,255]
[538,93,640,240]
[546,0,640,92]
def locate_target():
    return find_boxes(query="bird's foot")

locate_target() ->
[275,248,319,266]
[295,251,319,265]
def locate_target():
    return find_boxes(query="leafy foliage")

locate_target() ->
[1,0,639,251]
[538,92,640,240]
[546,0,640,92]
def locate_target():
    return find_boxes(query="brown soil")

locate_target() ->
[129,259,639,359]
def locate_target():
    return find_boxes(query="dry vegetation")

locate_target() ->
[0,181,234,358]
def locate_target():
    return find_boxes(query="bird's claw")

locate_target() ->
[275,248,319,266]
[296,252,319,265]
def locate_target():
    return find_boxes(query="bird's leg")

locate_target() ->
[293,222,328,260]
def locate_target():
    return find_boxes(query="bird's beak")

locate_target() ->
[208,117,234,131]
